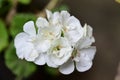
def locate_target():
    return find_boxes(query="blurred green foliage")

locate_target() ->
[5,41,37,79]
[0,20,8,52]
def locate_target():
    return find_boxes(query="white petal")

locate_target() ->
[45,54,58,68]
[25,49,39,61]
[80,46,96,60]
[49,47,72,65]
[83,24,93,37]
[75,47,96,72]
[35,39,51,53]
[66,30,82,45]
[64,16,83,45]
[16,49,24,59]
[34,53,46,65]
[16,42,33,61]
[59,59,74,75]
[36,17,49,28]
[48,38,73,65]
[14,32,38,61]
[61,11,70,24]
[50,25,61,37]
[14,32,29,49]
[67,16,82,30]
[76,60,92,72]
[46,9,52,20]
[23,21,36,36]
[77,37,95,49]
[52,12,61,24]
[14,32,29,59]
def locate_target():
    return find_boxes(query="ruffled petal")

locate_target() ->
[25,48,39,61]
[14,32,38,61]
[35,39,51,53]
[64,16,83,45]
[51,12,61,24]
[45,54,58,68]
[59,59,74,75]
[76,60,92,72]
[34,53,46,65]
[67,16,82,30]
[77,24,95,48]
[75,47,96,72]
[83,24,93,37]
[14,32,29,49]
[47,37,73,66]
[77,37,95,49]
[16,42,34,61]
[80,46,96,60]
[49,47,72,66]
[46,9,52,20]
[66,30,82,45]
[60,11,70,24]
[23,21,36,36]
[36,17,49,28]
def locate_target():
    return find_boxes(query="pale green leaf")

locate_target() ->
[0,19,8,52]
[5,41,37,78]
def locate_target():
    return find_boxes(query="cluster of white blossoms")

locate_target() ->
[14,10,96,75]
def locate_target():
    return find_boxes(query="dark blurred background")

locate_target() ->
[1,0,120,80]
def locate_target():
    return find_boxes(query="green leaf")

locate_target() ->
[52,4,69,12]
[10,13,36,37]
[18,0,31,5]
[5,41,37,78]
[0,19,8,52]
[45,66,59,76]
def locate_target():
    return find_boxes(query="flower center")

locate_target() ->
[71,48,77,59]
[52,45,64,58]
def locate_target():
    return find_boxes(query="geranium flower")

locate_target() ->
[59,24,96,74]
[14,10,96,75]
[14,21,39,61]
[46,10,84,46]
[60,11,84,46]
[46,37,73,68]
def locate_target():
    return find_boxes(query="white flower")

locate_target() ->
[14,10,96,75]
[14,21,39,61]
[59,24,96,74]
[46,37,73,68]
[35,17,62,53]
[60,11,83,45]
[46,10,83,46]
[14,21,47,65]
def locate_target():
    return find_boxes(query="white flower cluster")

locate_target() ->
[14,10,96,75]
